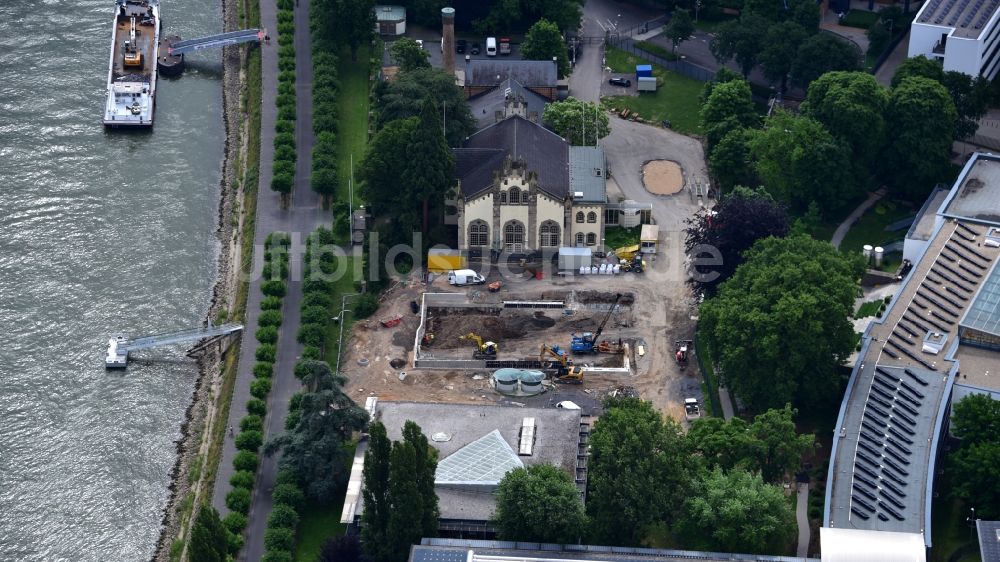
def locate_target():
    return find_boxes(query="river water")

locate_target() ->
[0,0,224,559]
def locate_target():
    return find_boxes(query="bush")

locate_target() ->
[272,159,295,179]
[226,487,252,514]
[267,504,301,529]
[301,346,322,360]
[275,117,294,132]
[253,361,274,379]
[302,292,332,308]
[262,552,293,562]
[278,106,296,121]
[297,323,325,347]
[233,450,259,472]
[236,430,264,452]
[222,511,248,534]
[261,280,287,298]
[227,529,245,556]
[261,296,283,310]
[251,378,273,400]
[277,0,293,10]
[264,527,295,552]
[255,344,277,362]
[284,408,301,430]
[302,278,330,295]
[274,133,296,151]
[230,469,256,490]
[246,398,267,417]
[272,483,305,511]
[240,414,264,432]
[274,145,297,163]
[353,293,380,319]
[278,56,296,73]
[278,70,295,83]
[256,325,279,345]
[301,305,328,325]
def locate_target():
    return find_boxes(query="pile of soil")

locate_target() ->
[428,313,557,348]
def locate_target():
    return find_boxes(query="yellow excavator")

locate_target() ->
[460,332,498,359]
[122,16,144,68]
[539,344,584,384]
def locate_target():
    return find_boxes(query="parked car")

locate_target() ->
[608,77,631,87]
[471,42,481,55]
[456,39,467,53]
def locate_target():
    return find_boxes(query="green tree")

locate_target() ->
[320,535,363,562]
[494,464,587,542]
[375,67,476,146]
[361,422,393,562]
[543,97,610,145]
[520,19,570,77]
[700,235,865,411]
[678,468,795,554]
[708,128,755,193]
[385,437,427,561]
[882,76,957,201]
[189,505,228,562]
[942,71,991,140]
[700,78,758,148]
[361,117,421,241]
[791,33,862,88]
[710,15,769,78]
[866,20,891,57]
[890,55,945,88]
[747,404,816,482]
[587,397,699,545]
[405,97,455,237]
[802,71,890,178]
[390,37,430,72]
[268,361,368,503]
[700,67,743,105]
[950,441,1000,519]
[747,111,855,215]
[402,420,440,537]
[952,393,1000,445]
[759,21,808,92]
[341,0,375,61]
[665,9,695,53]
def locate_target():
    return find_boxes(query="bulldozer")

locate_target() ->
[539,344,584,383]
[674,339,693,370]
[460,332,498,359]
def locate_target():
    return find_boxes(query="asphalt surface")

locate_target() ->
[210,0,329,558]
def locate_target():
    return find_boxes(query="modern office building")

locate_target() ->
[908,0,1000,78]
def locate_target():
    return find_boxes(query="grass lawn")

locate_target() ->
[322,256,361,368]
[635,39,678,61]
[840,10,881,29]
[336,45,371,207]
[601,47,704,135]
[294,443,357,561]
[604,226,641,249]
[838,199,913,271]
[693,328,724,417]
[854,298,885,319]
[693,16,736,33]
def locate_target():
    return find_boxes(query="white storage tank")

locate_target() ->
[493,369,519,394]
[519,370,545,395]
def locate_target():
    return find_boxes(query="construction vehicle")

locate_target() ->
[122,16,144,68]
[539,344,584,383]
[571,293,622,354]
[619,254,645,273]
[674,339,693,370]
[596,339,625,354]
[684,397,702,419]
[461,332,498,359]
[613,244,640,261]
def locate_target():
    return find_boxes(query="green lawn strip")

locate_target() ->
[604,226,641,249]
[839,200,913,254]
[293,443,356,561]
[336,45,372,206]
[693,327,723,417]
[840,10,880,29]
[854,299,884,319]
[604,46,649,73]
[635,39,678,61]
[694,17,735,32]
[322,256,360,368]
[602,47,704,135]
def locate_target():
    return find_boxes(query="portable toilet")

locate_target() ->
[635,64,653,80]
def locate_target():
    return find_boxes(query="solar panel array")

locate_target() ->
[921,0,1000,30]
[850,366,930,523]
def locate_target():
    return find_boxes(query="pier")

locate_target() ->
[158,29,264,76]
[106,323,243,368]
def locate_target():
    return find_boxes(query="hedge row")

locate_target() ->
[271,0,297,196]
[310,4,339,198]
[222,232,291,555]
[260,468,306,562]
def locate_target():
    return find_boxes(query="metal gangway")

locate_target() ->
[106,323,243,368]
[167,29,263,55]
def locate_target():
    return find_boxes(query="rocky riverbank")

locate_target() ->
[151,0,249,558]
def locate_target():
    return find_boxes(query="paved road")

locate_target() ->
[796,482,811,557]
[874,30,910,86]
[830,188,886,248]
[210,0,329,558]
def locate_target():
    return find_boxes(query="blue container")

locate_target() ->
[635,64,653,78]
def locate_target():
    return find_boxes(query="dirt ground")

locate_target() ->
[642,160,684,195]
[340,255,703,423]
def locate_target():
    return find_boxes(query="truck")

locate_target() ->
[448,269,485,286]
[428,249,466,273]
[486,36,497,56]
[499,37,511,55]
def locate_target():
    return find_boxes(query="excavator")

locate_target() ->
[570,293,622,354]
[674,339,693,370]
[539,344,584,383]
[460,332,498,359]
[122,16,143,68]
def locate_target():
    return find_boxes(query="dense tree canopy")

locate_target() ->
[952,393,1000,445]
[375,67,476,146]
[361,423,393,562]
[190,505,228,562]
[708,128,755,193]
[390,37,430,72]
[543,97,609,145]
[494,464,587,543]
[700,79,758,148]
[685,187,789,296]
[312,0,374,60]
[360,117,421,241]
[890,55,945,88]
[759,21,809,92]
[791,34,861,88]
[678,468,796,554]
[943,71,992,140]
[948,394,1000,519]
[665,9,695,53]
[882,76,957,201]
[520,19,570,77]
[747,111,855,216]
[319,535,363,562]
[587,397,697,545]
[473,0,584,34]
[700,235,865,412]
[405,97,455,236]
[710,15,769,78]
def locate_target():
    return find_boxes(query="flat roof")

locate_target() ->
[978,520,1000,562]
[568,146,607,203]
[915,0,1000,38]
[907,187,949,242]
[942,154,1000,225]
[819,528,926,562]
[412,539,812,562]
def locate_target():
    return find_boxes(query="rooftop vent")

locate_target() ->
[573,191,584,199]
[519,417,536,456]
[594,168,602,177]
[986,227,1000,248]
[432,432,452,442]
[922,331,948,355]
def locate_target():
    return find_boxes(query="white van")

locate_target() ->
[486,37,497,56]
[448,269,486,286]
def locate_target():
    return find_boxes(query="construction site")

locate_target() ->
[338,258,704,421]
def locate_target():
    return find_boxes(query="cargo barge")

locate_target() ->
[103,0,159,127]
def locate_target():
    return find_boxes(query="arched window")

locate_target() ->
[500,191,507,204]
[539,220,560,247]
[587,211,597,223]
[508,187,520,205]
[503,220,525,253]
[575,233,585,246]
[576,211,584,223]
[468,220,489,247]
[586,233,597,246]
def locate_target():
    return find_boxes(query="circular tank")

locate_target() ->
[493,368,520,394]
[519,370,545,395]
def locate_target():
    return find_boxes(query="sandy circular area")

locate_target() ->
[642,160,683,195]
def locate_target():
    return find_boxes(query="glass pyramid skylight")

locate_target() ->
[435,429,524,487]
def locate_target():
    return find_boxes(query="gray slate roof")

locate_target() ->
[464,59,558,87]
[468,79,549,130]
[979,520,1000,562]
[569,146,607,203]
[455,115,570,198]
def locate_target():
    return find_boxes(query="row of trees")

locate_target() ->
[310,0,342,203]
[271,0,298,202]
[491,398,814,554]
[947,394,1000,520]
[312,0,375,61]
[473,0,584,35]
